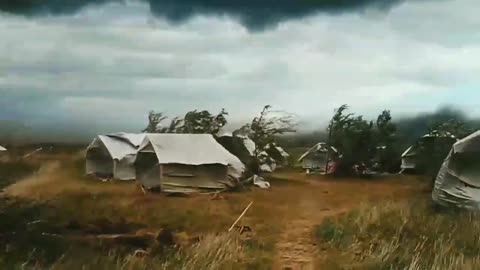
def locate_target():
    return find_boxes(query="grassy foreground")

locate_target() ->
[316,200,480,269]
[0,156,309,269]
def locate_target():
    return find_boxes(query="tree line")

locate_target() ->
[143,105,477,177]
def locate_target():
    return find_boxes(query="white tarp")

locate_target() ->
[276,146,290,158]
[139,134,245,177]
[235,134,256,156]
[258,151,276,173]
[86,133,145,180]
[432,131,480,209]
[0,145,6,151]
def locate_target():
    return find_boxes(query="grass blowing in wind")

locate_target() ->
[315,200,480,269]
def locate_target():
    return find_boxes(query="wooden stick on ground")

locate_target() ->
[140,185,147,195]
[228,201,254,232]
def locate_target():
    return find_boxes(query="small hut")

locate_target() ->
[298,143,338,174]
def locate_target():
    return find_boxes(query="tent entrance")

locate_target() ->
[86,147,114,178]
[135,152,161,189]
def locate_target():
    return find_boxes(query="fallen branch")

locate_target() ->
[228,201,254,232]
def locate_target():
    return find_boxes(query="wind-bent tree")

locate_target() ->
[327,105,376,175]
[237,105,297,156]
[143,111,168,133]
[374,110,399,172]
[143,111,182,133]
[180,109,228,134]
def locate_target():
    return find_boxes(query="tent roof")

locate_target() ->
[0,145,6,151]
[298,142,337,162]
[87,133,146,160]
[453,130,480,153]
[139,134,244,167]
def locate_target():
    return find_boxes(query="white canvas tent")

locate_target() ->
[432,131,480,209]
[0,145,6,151]
[401,146,417,170]
[86,133,145,180]
[135,134,245,193]
[401,131,457,172]
[298,143,338,173]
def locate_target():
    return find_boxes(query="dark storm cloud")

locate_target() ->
[0,0,405,30]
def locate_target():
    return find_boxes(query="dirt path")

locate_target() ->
[272,173,422,270]
[273,185,348,270]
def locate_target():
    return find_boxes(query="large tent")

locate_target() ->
[298,143,338,173]
[401,131,457,173]
[432,131,480,209]
[86,133,145,180]
[135,134,245,193]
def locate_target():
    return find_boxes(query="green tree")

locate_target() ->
[374,110,399,172]
[180,109,228,134]
[327,105,376,176]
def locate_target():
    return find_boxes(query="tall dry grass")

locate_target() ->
[0,233,245,270]
[316,200,480,269]
[0,155,307,269]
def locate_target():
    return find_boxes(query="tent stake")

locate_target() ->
[228,201,254,232]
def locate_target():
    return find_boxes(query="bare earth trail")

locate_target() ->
[272,172,423,270]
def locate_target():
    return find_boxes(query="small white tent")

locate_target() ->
[432,131,480,209]
[0,145,6,152]
[401,131,457,172]
[135,134,245,193]
[86,133,145,180]
[298,143,337,173]
[401,146,417,170]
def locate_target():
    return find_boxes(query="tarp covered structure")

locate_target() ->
[216,133,256,173]
[0,145,6,151]
[135,134,245,193]
[258,151,277,173]
[433,131,480,209]
[401,131,457,172]
[298,143,338,173]
[86,133,145,180]
[216,132,277,173]
[265,143,290,167]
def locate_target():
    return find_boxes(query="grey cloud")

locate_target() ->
[1,0,479,142]
[1,0,406,30]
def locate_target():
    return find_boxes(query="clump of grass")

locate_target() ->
[315,200,480,269]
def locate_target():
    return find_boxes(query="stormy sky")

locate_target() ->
[1,0,479,142]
